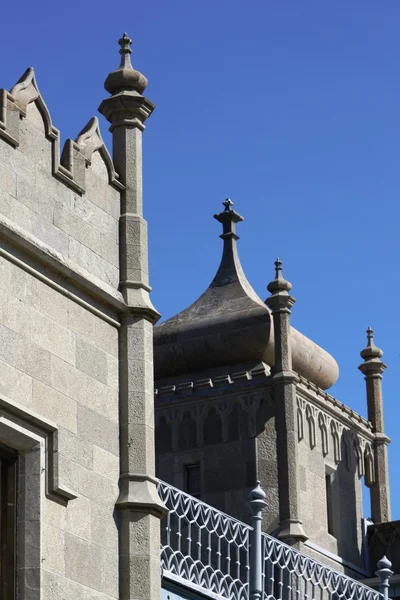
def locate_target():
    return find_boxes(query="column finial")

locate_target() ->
[104,32,148,95]
[359,327,386,375]
[266,258,295,311]
[267,258,292,295]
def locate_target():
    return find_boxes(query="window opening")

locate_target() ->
[325,472,335,536]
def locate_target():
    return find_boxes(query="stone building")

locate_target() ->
[0,31,396,600]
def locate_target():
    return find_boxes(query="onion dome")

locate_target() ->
[104,33,148,95]
[154,201,339,390]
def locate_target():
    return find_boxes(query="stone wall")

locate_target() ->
[156,383,269,525]
[296,387,374,572]
[0,73,122,600]
[155,370,375,575]
[297,416,364,566]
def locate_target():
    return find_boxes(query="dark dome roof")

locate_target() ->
[154,201,338,390]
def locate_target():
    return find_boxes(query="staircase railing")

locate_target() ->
[157,480,384,600]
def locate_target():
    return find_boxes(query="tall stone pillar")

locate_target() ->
[99,34,166,600]
[358,327,391,523]
[266,259,307,545]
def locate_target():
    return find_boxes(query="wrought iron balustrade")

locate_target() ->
[157,480,384,600]
[158,479,250,600]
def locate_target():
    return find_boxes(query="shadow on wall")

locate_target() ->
[334,435,362,571]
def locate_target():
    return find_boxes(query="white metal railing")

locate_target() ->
[157,480,384,600]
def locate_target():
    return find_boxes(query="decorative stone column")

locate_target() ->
[266,259,307,545]
[359,328,391,523]
[99,34,166,600]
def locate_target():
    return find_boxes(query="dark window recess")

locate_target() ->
[325,473,334,536]
[0,445,17,600]
[185,464,201,499]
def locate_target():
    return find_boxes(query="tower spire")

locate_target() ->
[209,198,253,290]
[359,327,391,523]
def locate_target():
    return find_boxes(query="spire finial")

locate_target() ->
[214,199,244,240]
[223,198,234,212]
[274,257,283,278]
[118,33,133,69]
[119,33,132,54]
[104,32,148,96]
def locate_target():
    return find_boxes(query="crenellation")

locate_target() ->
[0,66,125,296]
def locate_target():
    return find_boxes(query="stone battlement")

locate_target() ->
[0,67,123,290]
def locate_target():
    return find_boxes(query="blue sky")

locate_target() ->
[1,1,400,519]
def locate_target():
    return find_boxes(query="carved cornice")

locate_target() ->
[155,363,271,403]
[297,375,374,434]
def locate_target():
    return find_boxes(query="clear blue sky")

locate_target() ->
[1,1,400,519]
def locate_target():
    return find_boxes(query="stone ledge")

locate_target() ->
[0,214,124,326]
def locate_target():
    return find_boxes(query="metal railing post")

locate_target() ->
[248,482,267,600]
[376,556,393,600]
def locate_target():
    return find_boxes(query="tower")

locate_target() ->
[154,200,378,576]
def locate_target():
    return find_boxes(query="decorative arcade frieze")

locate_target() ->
[156,391,270,451]
[296,393,376,485]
